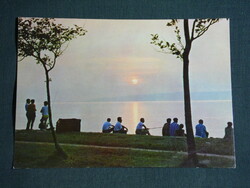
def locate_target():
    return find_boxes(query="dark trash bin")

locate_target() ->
[56,118,81,133]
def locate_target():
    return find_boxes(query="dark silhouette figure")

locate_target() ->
[224,122,234,141]
[175,124,185,136]
[113,117,128,134]
[27,99,36,130]
[135,118,151,135]
[102,118,114,133]
[25,99,31,130]
[162,118,171,136]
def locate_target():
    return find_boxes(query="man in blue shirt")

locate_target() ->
[114,117,128,134]
[170,118,179,136]
[195,119,208,138]
[39,101,49,130]
[135,118,151,135]
[102,118,114,133]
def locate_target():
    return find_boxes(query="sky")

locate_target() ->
[16,18,231,103]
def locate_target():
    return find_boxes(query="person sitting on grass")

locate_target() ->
[102,118,114,133]
[113,117,128,134]
[195,119,208,138]
[162,118,171,136]
[170,118,179,136]
[175,124,185,136]
[223,122,234,141]
[135,118,151,135]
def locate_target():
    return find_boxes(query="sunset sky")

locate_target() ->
[16,18,231,103]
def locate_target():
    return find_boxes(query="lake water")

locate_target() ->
[15,100,233,138]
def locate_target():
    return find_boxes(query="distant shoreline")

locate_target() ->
[16,99,232,104]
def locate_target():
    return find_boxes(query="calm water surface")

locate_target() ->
[15,100,233,138]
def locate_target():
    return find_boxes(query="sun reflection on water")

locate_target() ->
[132,102,139,129]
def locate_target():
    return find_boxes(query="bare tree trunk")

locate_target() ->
[44,69,67,159]
[183,19,198,166]
[183,54,198,165]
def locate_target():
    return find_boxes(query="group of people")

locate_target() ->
[102,117,150,135]
[162,118,234,140]
[25,98,49,130]
[102,116,234,140]
[162,118,186,137]
[25,97,234,140]
[25,98,233,139]
[162,118,208,138]
[102,117,129,134]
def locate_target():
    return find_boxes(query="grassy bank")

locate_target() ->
[15,130,235,155]
[14,142,235,168]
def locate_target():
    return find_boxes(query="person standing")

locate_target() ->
[135,118,151,135]
[113,117,128,134]
[162,118,171,136]
[27,99,36,130]
[224,122,234,141]
[170,118,179,136]
[25,99,31,130]
[39,101,49,130]
[195,119,208,138]
[102,118,114,133]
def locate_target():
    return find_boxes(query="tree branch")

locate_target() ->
[58,42,70,56]
[191,19,197,41]
[48,54,57,72]
[175,27,184,50]
[184,19,191,45]
[192,20,218,41]
[18,56,26,62]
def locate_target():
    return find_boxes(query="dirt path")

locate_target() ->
[16,141,235,160]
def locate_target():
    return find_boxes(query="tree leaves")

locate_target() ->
[18,18,87,71]
[151,19,219,60]
[191,19,219,40]
[166,19,178,26]
[151,20,184,60]
[151,33,183,59]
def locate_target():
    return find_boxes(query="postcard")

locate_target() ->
[14,17,235,168]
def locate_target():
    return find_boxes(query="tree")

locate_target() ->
[151,19,219,166]
[18,18,87,158]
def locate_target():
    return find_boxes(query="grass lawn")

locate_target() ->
[15,130,235,155]
[14,142,235,168]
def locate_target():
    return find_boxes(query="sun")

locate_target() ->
[131,79,138,85]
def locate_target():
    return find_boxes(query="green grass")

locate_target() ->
[14,142,234,168]
[15,130,235,155]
